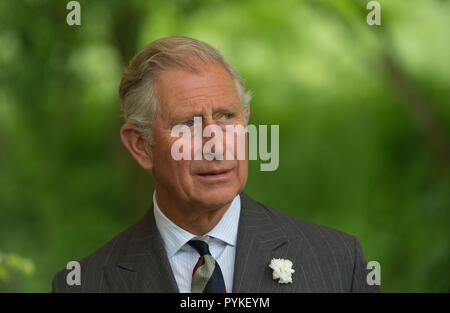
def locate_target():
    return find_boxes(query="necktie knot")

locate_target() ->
[188,236,211,256]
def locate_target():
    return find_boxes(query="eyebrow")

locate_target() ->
[171,103,239,119]
[169,111,202,123]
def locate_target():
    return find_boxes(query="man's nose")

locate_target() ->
[202,119,225,158]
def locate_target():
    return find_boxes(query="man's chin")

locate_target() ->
[192,188,238,211]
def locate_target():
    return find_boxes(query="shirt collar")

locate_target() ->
[153,192,241,258]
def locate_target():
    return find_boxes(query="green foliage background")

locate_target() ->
[0,0,449,292]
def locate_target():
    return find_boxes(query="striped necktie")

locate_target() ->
[188,236,227,293]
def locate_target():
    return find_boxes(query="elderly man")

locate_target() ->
[52,36,379,293]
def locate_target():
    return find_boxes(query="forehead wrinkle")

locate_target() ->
[171,83,233,103]
[177,98,213,119]
[170,89,237,116]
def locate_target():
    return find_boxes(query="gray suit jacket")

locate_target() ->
[52,192,380,292]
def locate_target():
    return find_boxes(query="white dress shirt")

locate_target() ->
[153,192,241,293]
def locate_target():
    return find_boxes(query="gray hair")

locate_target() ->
[118,36,252,143]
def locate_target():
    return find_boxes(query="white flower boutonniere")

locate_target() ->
[269,258,295,284]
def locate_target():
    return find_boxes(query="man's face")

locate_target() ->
[150,63,248,211]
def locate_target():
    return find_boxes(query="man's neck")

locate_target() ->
[154,190,233,236]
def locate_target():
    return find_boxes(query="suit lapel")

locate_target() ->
[233,193,292,292]
[105,206,179,293]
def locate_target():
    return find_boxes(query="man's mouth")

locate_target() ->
[196,168,234,180]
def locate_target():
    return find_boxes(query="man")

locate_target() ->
[52,36,379,293]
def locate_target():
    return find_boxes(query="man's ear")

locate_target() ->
[120,123,153,171]
[244,104,251,125]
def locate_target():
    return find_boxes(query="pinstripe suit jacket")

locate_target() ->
[52,192,380,292]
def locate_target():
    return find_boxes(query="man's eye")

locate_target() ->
[185,120,194,127]
[224,113,233,120]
